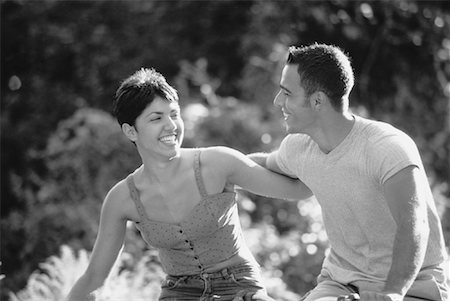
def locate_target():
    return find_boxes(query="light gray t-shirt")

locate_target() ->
[275,115,447,295]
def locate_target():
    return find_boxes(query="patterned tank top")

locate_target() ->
[126,150,247,276]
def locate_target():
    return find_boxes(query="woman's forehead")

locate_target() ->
[145,96,180,112]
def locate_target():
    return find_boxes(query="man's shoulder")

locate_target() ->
[354,115,412,144]
[354,116,420,165]
[280,133,314,151]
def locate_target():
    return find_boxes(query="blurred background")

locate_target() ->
[1,0,449,300]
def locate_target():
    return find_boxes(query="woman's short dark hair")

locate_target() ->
[113,68,178,126]
[287,44,354,111]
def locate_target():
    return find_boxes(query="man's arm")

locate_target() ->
[383,165,429,294]
[362,165,429,301]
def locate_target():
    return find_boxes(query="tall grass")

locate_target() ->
[9,245,165,301]
[8,242,301,301]
[9,226,448,301]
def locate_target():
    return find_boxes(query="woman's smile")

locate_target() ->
[159,134,177,145]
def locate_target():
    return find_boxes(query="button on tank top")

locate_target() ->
[126,150,247,276]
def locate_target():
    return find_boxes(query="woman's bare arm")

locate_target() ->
[65,183,128,301]
[207,147,312,200]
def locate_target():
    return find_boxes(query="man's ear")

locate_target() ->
[122,123,137,142]
[310,91,329,111]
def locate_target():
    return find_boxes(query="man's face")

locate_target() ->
[274,64,316,134]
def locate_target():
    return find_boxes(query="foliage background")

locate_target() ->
[2,0,449,300]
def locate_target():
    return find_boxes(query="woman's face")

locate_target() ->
[133,96,184,160]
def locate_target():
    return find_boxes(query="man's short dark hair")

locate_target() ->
[287,44,354,111]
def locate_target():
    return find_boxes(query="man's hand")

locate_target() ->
[359,291,402,301]
[232,290,276,301]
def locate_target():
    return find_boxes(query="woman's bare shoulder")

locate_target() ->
[198,146,241,161]
[101,176,137,221]
[107,178,129,200]
[197,147,249,180]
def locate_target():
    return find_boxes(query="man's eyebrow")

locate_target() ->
[280,84,292,94]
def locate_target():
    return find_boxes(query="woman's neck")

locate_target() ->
[139,151,183,184]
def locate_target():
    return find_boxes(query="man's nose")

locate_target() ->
[273,91,284,107]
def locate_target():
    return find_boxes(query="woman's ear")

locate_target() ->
[122,123,137,142]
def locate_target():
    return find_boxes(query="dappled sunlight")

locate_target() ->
[3,1,450,299]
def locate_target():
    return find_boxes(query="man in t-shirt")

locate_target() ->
[249,44,448,301]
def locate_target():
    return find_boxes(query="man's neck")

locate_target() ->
[308,112,355,154]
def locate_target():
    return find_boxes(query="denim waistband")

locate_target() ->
[167,261,260,280]
[164,262,263,300]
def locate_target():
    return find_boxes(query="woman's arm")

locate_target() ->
[207,147,312,200]
[65,184,128,301]
[248,151,290,175]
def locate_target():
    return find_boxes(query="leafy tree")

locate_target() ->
[1,108,140,295]
[2,0,449,298]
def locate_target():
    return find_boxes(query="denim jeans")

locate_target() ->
[159,262,267,301]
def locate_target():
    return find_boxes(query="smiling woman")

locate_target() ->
[122,96,184,161]
[64,68,312,301]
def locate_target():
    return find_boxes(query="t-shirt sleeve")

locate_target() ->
[274,135,298,178]
[368,131,423,185]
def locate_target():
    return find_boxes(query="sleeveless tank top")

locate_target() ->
[126,150,247,276]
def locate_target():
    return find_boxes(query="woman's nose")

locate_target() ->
[165,117,177,130]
